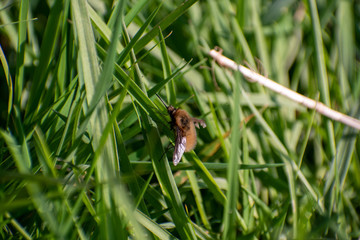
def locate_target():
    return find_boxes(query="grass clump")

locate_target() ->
[0,0,359,239]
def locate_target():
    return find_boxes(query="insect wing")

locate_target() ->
[173,127,186,166]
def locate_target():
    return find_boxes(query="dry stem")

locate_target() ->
[209,49,360,131]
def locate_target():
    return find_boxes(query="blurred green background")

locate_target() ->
[1,0,359,239]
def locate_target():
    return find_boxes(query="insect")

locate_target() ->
[156,94,207,166]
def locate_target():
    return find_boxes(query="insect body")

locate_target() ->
[156,94,206,166]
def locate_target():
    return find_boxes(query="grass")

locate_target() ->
[0,0,359,239]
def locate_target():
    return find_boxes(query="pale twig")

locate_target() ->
[209,49,360,131]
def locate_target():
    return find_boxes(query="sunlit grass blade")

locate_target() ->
[0,45,13,128]
[135,210,176,239]
[4,212,31,240]
[14,0,28,107]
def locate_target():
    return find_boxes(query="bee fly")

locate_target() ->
[156,94,207,166]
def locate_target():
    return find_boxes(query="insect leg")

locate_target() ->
[192,118,207,128]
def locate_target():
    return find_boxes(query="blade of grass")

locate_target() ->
[14,0,28,107]
[186,167,211,230]
[208,95,229,158]
[0,45,13,128]
[4,212,31,240]
[124,0,148,26]
[308,0,336,156]
[117,4,162,66]
[147,59,192,97]
[25,0,63,118]
[222,69,242,239]
[130,161,284,172]
[134,0,198,54]
[159,28,176,105]
[186,152,248,231]
[135,210,176,239]
[250,0,270,73]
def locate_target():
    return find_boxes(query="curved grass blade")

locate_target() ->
[134,0,198,54]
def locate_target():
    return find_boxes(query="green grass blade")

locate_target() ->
[159,28,176,104]
[25,0,63,117]
[0,45,13,128]
[222,71,242,239]
[4,212,32,240]
[135,210,176,239]
[117,3,162,66]
[250,1,270,73]
[14,0,28,107]
[186,169,211,230]
[134,0,198,54]
[124,0,148,26]
[307,0,336,156]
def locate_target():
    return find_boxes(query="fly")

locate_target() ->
[156,94,206,166]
